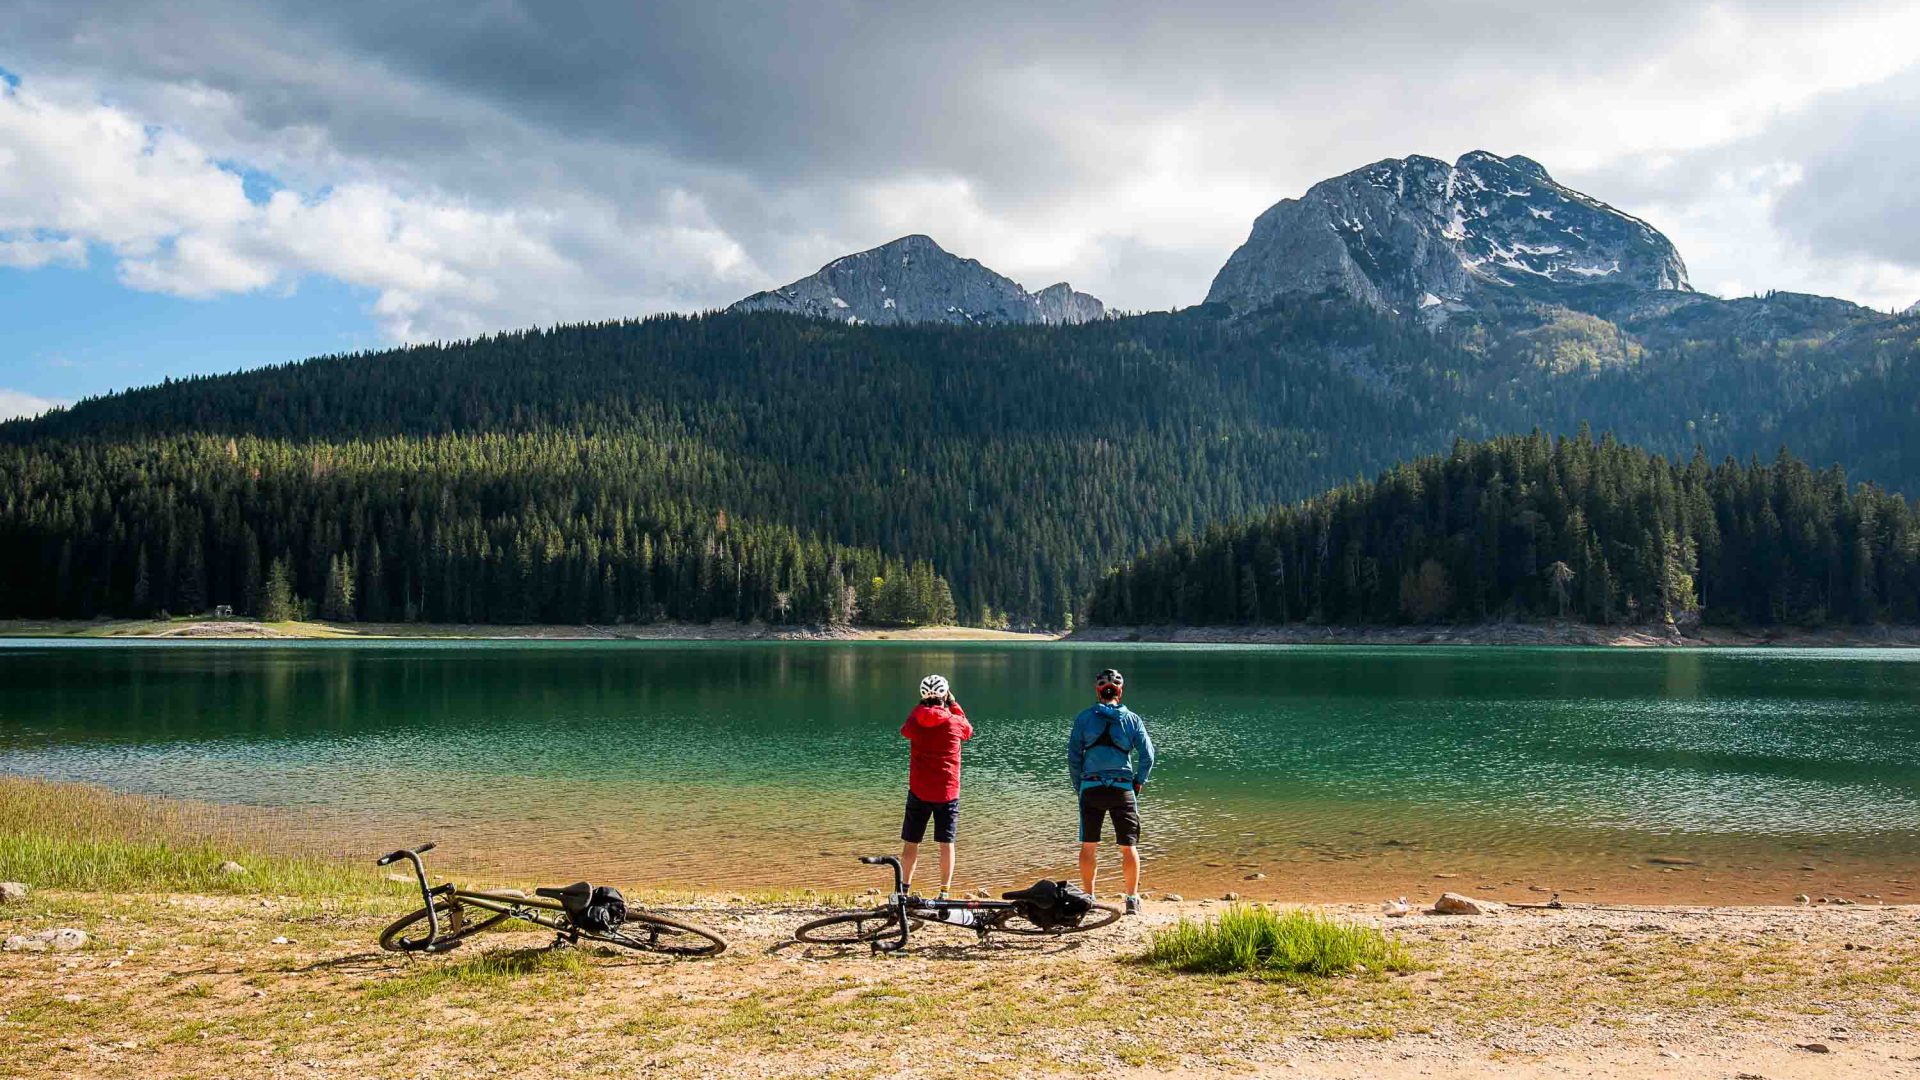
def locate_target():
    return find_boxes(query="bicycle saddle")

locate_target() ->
[1002,883,1057,902]
[535,881,593,913]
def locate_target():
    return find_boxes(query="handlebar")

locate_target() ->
[376,842,443,949]
[857,854,907,898]
[376,841,436,867]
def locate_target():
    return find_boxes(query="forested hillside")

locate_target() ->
[4,299,1918,627]
[1088,432,1920,628]
[0,434,955,626]
[0,303,1481,625]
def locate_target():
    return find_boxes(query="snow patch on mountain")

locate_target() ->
[730,235,1104,326]
[1205,151,1690,320]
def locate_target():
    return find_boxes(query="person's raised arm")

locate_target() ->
[950,701,973,741]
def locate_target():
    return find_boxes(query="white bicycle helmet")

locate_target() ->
[919,674,950,700]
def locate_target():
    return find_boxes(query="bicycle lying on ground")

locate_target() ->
[792,855,1121,951]
[375,842,727,957]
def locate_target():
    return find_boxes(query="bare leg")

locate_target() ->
[937,842,956,891]
[1120,845,1141,896]
[900,841,920,892]
[1079,842,1100,896]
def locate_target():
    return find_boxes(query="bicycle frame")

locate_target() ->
[857,854,1033,951]
[377,841,571,951]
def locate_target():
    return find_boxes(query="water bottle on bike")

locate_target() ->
[932,905,977,927]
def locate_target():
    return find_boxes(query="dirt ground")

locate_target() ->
[4,889,1916,1079]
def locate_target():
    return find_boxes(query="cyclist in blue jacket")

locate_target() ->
[1068,668,1156,914]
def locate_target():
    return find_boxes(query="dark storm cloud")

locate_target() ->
[6,0,1920,317]
[1765,67,1920,273]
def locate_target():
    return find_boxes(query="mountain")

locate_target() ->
[1206,151,1689,319]
[1906,298,1920,316]
[728,234,1104,325]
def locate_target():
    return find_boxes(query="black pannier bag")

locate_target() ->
[1004,879,1095,929]
[574,886,628,933]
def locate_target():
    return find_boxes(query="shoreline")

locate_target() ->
[1073,619,1920,648]
[7,616,1919,647]
[0,617,1060,643]
[8,778,1920,1077]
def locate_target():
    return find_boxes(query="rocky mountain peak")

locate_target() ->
[1205,151,1691,319]
[729,235,1104,326]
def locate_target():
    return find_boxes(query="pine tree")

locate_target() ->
[261,557,298,622]
[322,553,356,622]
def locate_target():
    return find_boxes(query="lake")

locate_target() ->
[3,639,1918,904]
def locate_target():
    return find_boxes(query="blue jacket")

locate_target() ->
[1068,703,1156,792]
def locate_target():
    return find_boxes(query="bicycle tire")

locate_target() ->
[583,911,729,957]
[983,901,1124,936]
[792,907,907,945]
[378,898,514,953]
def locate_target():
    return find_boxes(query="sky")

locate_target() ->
[4,0,1920,418]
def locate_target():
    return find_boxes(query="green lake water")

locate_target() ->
[3,640,1918,901]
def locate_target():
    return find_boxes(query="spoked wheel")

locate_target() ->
[378,898,514,953]
[981,902,1124,936]
[792,907,907,946]
[582,911,729,957]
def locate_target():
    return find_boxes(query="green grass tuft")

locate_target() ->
[1143,904,1414,978]
[361,946,589,1001]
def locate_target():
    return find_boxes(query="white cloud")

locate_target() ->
[0,234,85,269]
[0,388,67,421]
[0,79,766,340]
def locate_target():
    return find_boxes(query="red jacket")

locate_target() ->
[901,702,972,803]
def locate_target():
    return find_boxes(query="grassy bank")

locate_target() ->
[0,777,380,896]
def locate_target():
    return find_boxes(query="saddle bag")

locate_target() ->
[576,885,627,933]
[1004,878,1095,929]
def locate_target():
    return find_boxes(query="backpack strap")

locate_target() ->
[1082,710,1131,754]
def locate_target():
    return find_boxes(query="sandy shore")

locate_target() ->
[0,618,1058,643]
[4,886,1915,1079]
[9,616,1915,647]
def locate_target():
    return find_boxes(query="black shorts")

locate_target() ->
[1078,786,1140,846]
[901,791,960,844]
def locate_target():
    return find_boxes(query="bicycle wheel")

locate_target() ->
[792,907,907,945]
[378,897,514,953]
[582,911,729,957]
[983,901,1124,936]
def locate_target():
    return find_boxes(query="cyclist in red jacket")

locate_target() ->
[899,674,973,897]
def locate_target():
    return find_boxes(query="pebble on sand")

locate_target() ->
[0,882,28,905]
[217,861,248,876]
[1432,892,1502,916]
[3,928,88,952]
